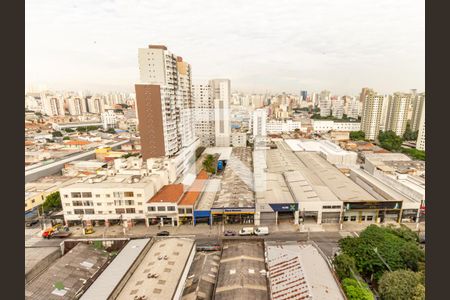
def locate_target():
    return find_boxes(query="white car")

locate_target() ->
[239,227,254,236]
[254,227,269,236]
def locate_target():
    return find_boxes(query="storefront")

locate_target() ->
[193,210,211,225]
[342,201,402,223]
[211,207,255,225]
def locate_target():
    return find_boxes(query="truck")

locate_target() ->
[42,226,71,239]
[239,227,254,236]
[254,227,269,236]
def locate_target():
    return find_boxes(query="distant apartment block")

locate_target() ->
[416,105,425,151]
[411,93,425,131]
[211,79,231,147]
[252,108,267,138]
[319,90,331,117]
[67,96,87,116]
[192,83,215,147]
[360,90,385,140]
[42,95,65,116]
[385,92,411,136]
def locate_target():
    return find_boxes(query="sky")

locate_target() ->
[26,0,425,95]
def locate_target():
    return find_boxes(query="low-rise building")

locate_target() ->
[312,120,361,132]
[266,119,301,133]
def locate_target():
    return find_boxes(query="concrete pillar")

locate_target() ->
[127,219,132,228]
[145,218,149,227]
[317,211,322,224]
[275,212,278,225]
[254,212,260,226]
[105,219,110,227]
[294,211,299,225]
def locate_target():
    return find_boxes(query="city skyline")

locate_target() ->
[26,0,424,94]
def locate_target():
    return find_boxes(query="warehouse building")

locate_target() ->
[193,178,221,225]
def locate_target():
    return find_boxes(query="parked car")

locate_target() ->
[239,227,254,236]
[254,227,269,236]
[83,225,95,235]
[25,219,39,227]
[224,230,237,236]
[197,244,221,251]
[156,231,170,236]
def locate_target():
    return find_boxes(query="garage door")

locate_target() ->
[322,212,340,223]
[260,212,276,225]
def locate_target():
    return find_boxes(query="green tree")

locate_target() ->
[403,123,418,141]
[333,254,358,280]
[106,127,116,134]
[64,128,74,133]
[42,192,62,213]
[202,154,216,173]
[378,130,403,151]
[378,270,423,300]
[350,131,365,141]
[52,131,63,137]
[63,136,70,140]
[195,146,206,159]
[341,278,374,300]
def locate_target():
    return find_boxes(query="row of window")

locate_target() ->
[68,200,143,207]
[343,215,374,222]
[70,208,140,215]
[322,205,342,209]
[66,192,142,199]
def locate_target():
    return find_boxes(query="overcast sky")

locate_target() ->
[26,0,424,95]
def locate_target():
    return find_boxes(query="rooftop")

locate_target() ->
[25,243,109,300]
[203,147,233,161]
[266,241,344,300]
[148,184,184,203]
[215,240,269,300]
[115,238,195,300]
[195,179,221,211]
[80,239,151,300]
[178,170,208,206]
[60,174,165,190]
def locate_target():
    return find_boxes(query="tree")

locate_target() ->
[106,127,116,134]
[196,146,206,159]
[52,131,63,137]
[64,128,74,133]
[403,123,418,141]
[202,154,216,173]
[42,192,62,213]
[378,131,403,151]
[378,270,423,300]
[350,131,365,141]
[333,254,358,280]
[63,136,70,140]
[341,278,374,300]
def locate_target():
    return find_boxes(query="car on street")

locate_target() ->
[156,231,170,236]
[224,230,236,236]
[239,227,254,236]
[25,219,39,227]
[254,227,269,236]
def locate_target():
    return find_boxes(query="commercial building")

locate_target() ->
[147,184,184,226]
[385,92,411,136]
[135,45,196,161]
[115,238,195,300]
[252,108,267,138]
[211,79,231,147]
[360,90,385,140]
[312,120,361,132]
[266,119,301,133]
[215,241,269,300]
[194,178,221,225]
[265,241,344,300]
[416,105,425,151]
[176,170,208,225]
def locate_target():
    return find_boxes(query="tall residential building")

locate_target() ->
[345,96,359,119]
[379,94,390,131]
[192,83,215,147]
[385,92,411,136]
[87,96,105,114]
[360,91,385,140]
[252,108,267,138]
[332,97,344,119]
[67,97,87,116]
[411,93,425,131]
[416,105,425,151]
[359,87,373,102]
[135,45,196,160]
[42,95,65,116]
[101,109,118,130]
[211,79,231,147]
[300,90,308,101]
[319,90,331,117]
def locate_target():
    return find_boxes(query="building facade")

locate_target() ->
[416,105,425,151]
[385,92,411,136]
[192,83,215,147]
[211,79,231,147]
[360,91,385,140]
[252,108,267,138]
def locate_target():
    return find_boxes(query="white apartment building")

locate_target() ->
[87,96,105,114]
[192,83,215,147]
[101,109,118,130]
[252,108,268,138]
[332,97,344,119]
[411,93,425,131]
[60,157,177,228]
[385,93,411,136]
[42,95,65,116]
[67,97,87,116]
[312,120,361,132]
[416,105,425,151]
[231,132,247,147]
[211,79,231,147]
[360,92,385,140]
[344,96,359,119]
[266,120,301,133]
[319,90,331,117]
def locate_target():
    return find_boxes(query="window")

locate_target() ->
[82,192,92,198]
[31,199,35,203]
[96,203,102,206]
[124,192,134,197]
[71,192,81,198]
[125,200,134,206]
[74,209,84,215]
[83,200,94,206]
[72,201,83,206]
[361,216,366,221]
[343,216,349,221]
[63,194,68,198]
[107,202,113,206]
[186,208,193,214]
[137,202,142,206]
[126,208,136,214]
[114,200,123,206]
[115,208,125,214]
[84,209,95,214]
[105,194,111,198]
[157,206,166,212]
[137,194,142,197]
[66,211,72,215]
[167,206,175,211]
[139,210,143,214]
[113,192,122,198]
[367,216,373,221]
[97,211,103,214]
[178,208,184,214]
[148,207,156,212]
[350,216,357,221]
[65,203,70,206]
[95,194,101,198]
